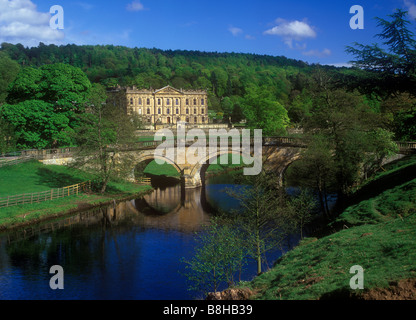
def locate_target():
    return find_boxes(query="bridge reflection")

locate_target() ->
[1,183,218,246]
[128,182,214,232]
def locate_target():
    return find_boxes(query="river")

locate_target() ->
[0,171,299,300]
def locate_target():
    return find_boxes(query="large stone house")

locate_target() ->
[108,85,208,125]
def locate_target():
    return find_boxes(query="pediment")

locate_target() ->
[154,85,183,95]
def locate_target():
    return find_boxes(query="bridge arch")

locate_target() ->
[189,149,251,187]
[130,152,182,182]
[188,147,303,188]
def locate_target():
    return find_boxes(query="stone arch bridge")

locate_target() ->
[124,136,305,188]
[21,138,416,189]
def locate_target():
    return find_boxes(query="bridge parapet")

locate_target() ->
[11,137,416,163]
[396,141,416,155]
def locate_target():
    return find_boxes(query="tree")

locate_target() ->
[242,86,289,136]
[71,84,138,194]
[286,134,336,218]
[346,9,416,98]
[2,63,92,149]
[7,63,91,107]
[287,188,318,239]
[226,171,292,275]
[0,52,20,104]
[231,103,244,123]
[182,218,248,296]
[1,100,72,149]
[0,117,16,154]
[221,97,233,123]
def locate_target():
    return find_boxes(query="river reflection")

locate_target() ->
[0,177,257,300]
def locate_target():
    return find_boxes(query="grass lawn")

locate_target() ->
[244,155,416,300]
[0,160,92,196]
[0,160,152,229]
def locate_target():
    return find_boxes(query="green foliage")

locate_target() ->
[226,171,294,275]
[0,63,92,149]
[299,75,398,198]
[0,43,319,129]
[242,86,289,135]
[287,188,318,239]
[1,100,72,149]
[345,9,416,141]
[71,84,138,193]
[0,117,16,154]
[393,109,416,141]
[182,218,248,295]
[0,52,20,104]
[346,9,416,97]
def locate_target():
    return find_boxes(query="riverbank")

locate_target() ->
[232,155,416,300]
[0,160,153,230]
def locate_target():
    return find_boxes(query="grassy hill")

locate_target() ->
[244,155,416,300]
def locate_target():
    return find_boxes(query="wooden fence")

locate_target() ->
[0,181,92,208]
[136,177,151,184]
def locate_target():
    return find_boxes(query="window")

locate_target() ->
[167,108,170,114]
[167,99,170,105]
[158,108,161,115]
[193,99,197,105]
[130,98,133,105]
[147,98,150,105]
[201,98,204,105]
[176,99,179,105]
[186,117,189,122]
[194,108,197,114]
[186,99,189,105]
[139,98,142,105]
[194,117,197,123]
[158,98,161,105]
[139,108,142,115]
[148,118,151,123]
[176,108,179,114]
[201,108,204,114]
[202,116,205,123]
[186,108,189,114]
[147,108,150,115]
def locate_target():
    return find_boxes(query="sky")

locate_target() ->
[1,0,416,66]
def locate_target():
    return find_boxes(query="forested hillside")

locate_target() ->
[0,43,344,126]
[0,38,414,151]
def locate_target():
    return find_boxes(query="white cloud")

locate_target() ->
[404,0,416,19]
[73,2,94,11]
[127,0,145,12]
[0,0,64,46]
[229,26,243,36]
[302,48,331,58]
[264,18,316,48]
[245,34,255,40]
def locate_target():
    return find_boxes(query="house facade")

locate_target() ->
[109,85,208,125]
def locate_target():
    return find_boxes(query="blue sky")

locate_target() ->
[1,0,416,66]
